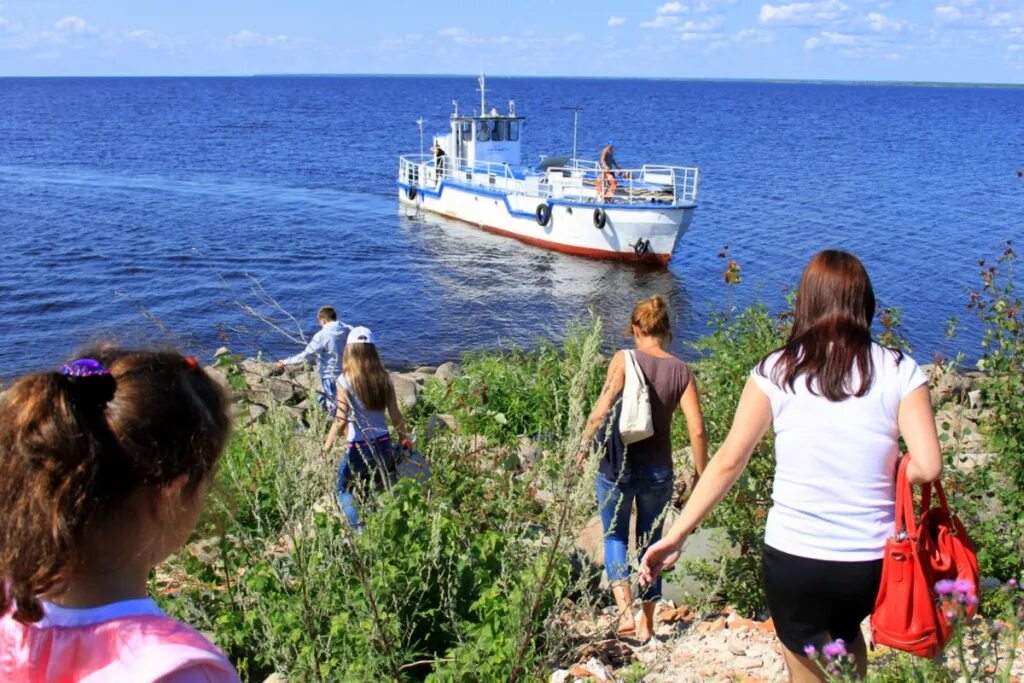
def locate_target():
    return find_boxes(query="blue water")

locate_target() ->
[0,76,1021,376]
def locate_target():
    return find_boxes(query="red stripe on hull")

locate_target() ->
[416,206,673,266]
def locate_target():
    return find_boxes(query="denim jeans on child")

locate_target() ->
[336,435,397,529]
[595,464,674,601]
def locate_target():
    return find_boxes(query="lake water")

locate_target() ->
[0,76,1020,376]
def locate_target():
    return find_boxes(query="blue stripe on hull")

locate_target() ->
[396,180,695,218]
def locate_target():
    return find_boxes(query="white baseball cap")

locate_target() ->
[347,326,375,345]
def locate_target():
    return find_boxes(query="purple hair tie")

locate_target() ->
[60,358,111,378]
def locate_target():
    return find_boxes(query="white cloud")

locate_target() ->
[121,29,173,49]
[223,30,305,49]
[734,27,774,43]
[759,0,849,26]
[641,15,680,28]
[564,32,584,43]
[865,12,906,33]
[934,0,1024,29]
[608,16,626,26]
[437,27,461,37]
[695,0,738,11]
[679,15,726,32]
[54,16,90,35]
[657,2,687,14]
[804,30,859,50]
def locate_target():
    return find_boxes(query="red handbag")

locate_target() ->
[870,454,978,658]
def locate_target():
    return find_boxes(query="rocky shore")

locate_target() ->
[209,354,1019,683]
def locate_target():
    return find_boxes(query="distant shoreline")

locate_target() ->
[1,73,1021,89]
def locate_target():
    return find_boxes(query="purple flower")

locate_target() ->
[946,609,957,620]
[803,644,817,657]
[1009,578,1018,589]
[935,579,956,595]
[822,639,847,659]
[953,579,976,595]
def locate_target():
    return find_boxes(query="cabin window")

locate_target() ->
[476,121,490,142]
[508,120,520,141]
[491,120,505,142]
[460,121,473,142]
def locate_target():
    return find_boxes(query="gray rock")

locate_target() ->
[263,674,289,683]
[934,407,985,451]
[436,361,459,382]
[517,436,542,468]
[246,403,268,424]
[414,365,438,375]
[952,451,996,474]
[390,373,420,412]
[423,413,458,440]
[926,365,974,406]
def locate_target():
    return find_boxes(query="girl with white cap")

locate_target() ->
[324,326,413,529]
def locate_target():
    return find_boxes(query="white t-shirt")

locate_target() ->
[751,343,928,561]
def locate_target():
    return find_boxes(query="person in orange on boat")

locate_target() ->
[598,141,621,202]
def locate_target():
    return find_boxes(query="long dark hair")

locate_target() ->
[343,343,391,412]
[0,348,232,623]
[758,250,890,401]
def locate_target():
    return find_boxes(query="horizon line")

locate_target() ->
[1,72,1022,89]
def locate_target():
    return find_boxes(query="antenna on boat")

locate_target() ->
[416,116,424,159]
[452,99,459,118]
[477,72,486,116]
[562,105,583,162]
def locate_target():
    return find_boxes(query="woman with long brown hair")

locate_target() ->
[640,250,942,681]
[578,294,708,643]
[324,326,412,529]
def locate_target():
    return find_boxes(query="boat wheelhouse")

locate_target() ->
[397,76,699,264]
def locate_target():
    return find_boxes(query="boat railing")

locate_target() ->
[400,154,517,189]
[545,163,699,206]
[400,154,699,206]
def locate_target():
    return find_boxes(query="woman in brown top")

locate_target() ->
[577,295,708,642]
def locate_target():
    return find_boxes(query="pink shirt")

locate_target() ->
[0,598,240,683]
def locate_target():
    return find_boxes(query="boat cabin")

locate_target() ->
[433,75,523,171]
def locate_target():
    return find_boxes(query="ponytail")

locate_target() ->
[626,294,672,341]
[0,349,231,623]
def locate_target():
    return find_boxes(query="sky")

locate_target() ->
[0,1,1022,84]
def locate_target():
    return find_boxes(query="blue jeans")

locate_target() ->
[596,465,674,601]
[318,375,338,417]
[336,435,396,529]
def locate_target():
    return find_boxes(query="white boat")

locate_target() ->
[397,76,700,265]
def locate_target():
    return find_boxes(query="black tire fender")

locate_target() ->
[407,185,417,200]
[593,207,607,229]
[536,203,551,226]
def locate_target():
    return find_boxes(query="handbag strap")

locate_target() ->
[920,477,951,515]
[894,454,919,539]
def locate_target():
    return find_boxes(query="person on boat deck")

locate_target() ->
[599,142,621,201]
[277,305,347,418]
[433,144,447,179]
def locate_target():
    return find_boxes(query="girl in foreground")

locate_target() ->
[324,326,412,529]
[640,251,942,682]
[578,295,708,642]
[0,349,239,682]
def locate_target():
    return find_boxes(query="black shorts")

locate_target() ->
[762,544,883,655]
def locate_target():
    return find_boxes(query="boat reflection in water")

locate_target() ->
[397,206,692,354]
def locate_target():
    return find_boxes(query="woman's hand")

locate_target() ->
[639,533,686,587]
[575,449,589,468]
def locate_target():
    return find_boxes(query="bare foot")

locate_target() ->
[635,602,657,642]
[616,610,636,636]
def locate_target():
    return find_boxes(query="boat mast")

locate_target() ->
[478,73,486,116]
[416,116,424,159]
[562,105,583,162]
